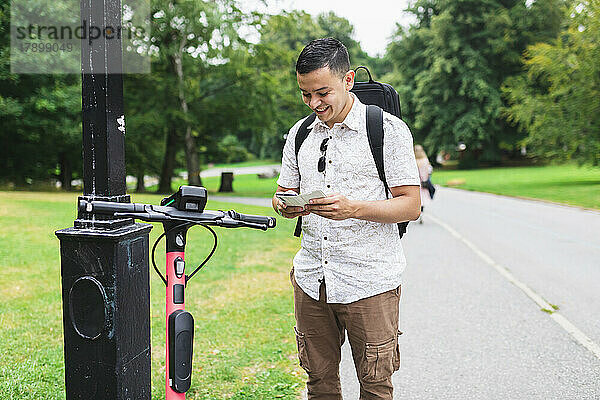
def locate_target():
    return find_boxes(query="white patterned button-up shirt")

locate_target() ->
[277,94,420,304]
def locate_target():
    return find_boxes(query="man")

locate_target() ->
[272,37,421,400]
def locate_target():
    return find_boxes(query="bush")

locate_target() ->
[211,135,254,164]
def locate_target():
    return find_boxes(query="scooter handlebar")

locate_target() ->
[79,200,276,230]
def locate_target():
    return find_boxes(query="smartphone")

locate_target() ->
[275,192,298,198]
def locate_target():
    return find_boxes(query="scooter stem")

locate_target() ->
[166,250,186,400]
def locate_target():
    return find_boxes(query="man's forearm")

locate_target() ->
[352,195,420,224]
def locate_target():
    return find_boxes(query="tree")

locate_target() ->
[0,74,82,188]
[123,73,166,192]
[385,0,565,167]
[26,78,82,190]
[503,0,600,165]
[0,0,82,188]
[249,10,375,160]
[384,0,440,147]
[249,11,324,160]
[143,0,261,191]
[317,12,376,71]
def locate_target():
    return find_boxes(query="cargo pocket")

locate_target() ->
[393,331,402,371]
[361,337,397,383]
[294,326,311,373]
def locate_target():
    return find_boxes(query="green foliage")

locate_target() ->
[139,0,263,187]
[250,10,378,161]
[385,0,566,164]
[0,73,82,187]
[0,0,377,187]
[5,0,593,189]
[211,134,253,164]
[250,10,325,160]
[1,0,81,187]
[503,0,600,165]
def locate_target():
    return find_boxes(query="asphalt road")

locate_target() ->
[212,187,600,399]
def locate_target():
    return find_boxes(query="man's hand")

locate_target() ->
[273,187,308,219]
[276,199,310,219]
[304,193,358,221]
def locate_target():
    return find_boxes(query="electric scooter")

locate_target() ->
[79,185,276,399]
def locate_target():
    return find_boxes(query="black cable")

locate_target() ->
[150,219,218,286]
[151,233,168,285]
[186,224,217,283]
[151,221,191,285]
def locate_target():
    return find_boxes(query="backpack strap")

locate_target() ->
[365,105,409,238]
[366,105,387,191]
[295,113,317,160]
[293,113,317,237]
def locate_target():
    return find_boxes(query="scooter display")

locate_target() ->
[79,185,276,399]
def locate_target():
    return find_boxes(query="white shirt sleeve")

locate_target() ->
[382,114,421,188]
[276,118,304,189]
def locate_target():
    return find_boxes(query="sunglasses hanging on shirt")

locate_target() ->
[318,138,329,173]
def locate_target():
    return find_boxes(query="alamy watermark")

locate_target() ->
[11,0,151,74]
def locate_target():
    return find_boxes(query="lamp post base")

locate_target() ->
[56,222,152,400]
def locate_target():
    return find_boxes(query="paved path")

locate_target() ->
[199,164,280,178]
[212,188,600,399]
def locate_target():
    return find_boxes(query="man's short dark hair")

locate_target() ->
[296,37,350,77]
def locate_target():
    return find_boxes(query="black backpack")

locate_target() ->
[293,66,410,238]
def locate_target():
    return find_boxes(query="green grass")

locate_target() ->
[0,191,305,399]
[433,164,600,209]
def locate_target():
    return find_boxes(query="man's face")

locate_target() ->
[297,67,354,127]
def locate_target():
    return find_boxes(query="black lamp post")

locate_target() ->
[55,0,152,398]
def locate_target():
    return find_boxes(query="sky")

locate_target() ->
[243,0,415,57]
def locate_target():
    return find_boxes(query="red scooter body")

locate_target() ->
[166,250,186,400]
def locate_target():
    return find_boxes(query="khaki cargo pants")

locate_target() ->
[291,268,401,400]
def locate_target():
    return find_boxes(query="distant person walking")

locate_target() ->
[414,145,435,223]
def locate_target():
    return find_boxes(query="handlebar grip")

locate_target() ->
[79,200,146,215]
[241,222,269,231]
[228,211,276,228]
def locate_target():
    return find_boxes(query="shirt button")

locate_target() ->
[324,236,328,240]
[327,185,331,188]
[329,136,332,139]
[324,261,328,264]
[328,160,332,164]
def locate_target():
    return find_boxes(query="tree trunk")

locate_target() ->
[136,170,145,192]
[218,172,234,192]
[158,125,177,194]
[184,126,202,186]
[173,41,202,187]
[59,152,72,191]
